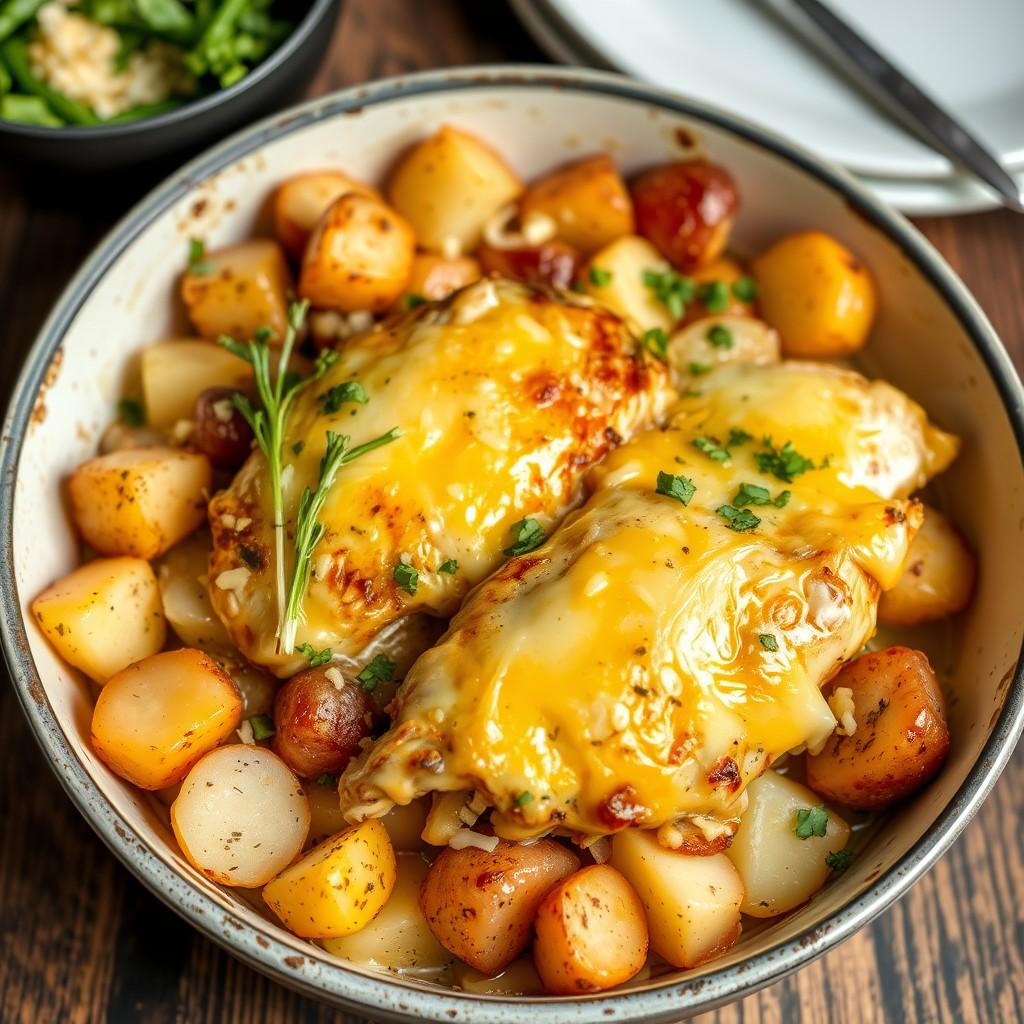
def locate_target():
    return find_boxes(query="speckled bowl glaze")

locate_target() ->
[2,67,1023,1023]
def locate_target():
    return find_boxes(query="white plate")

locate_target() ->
[524,0,1024,180]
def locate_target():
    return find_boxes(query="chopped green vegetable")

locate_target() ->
[826,848,853,872]
[733,482,772,507]
[438,558,458,575]
[393,557,419,595]
[117,397,145,426]
[794,805,829,839]
[727,427,753,447]
[504,517,546,557]
[697,280,730,313]
[732,275,758,302]
[758,633,779,652]
[188,237,213,274]
[755,437,816,483]
[643,267,695,320]
[315,773,338,787]
[716,504,761,531]
[656,470,696,506]
[1,38,98,124]
[706,323,733,349]
[516,791,534,807]
[688,361,712,376]
[774,489,791,508]
[356,653,395,692]
[692,436,730,462]
[320,380,368,413]
[642,327,669,361]
[588,265,612,287]
[0,0,46,45]
[297,642,332,667]
[0,92,61,125]
[405,293,426,310]
[106,98,185,122]
[249,714,275,741]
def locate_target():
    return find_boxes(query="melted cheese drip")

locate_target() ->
[340,360,954,837]
[208,280,670,674]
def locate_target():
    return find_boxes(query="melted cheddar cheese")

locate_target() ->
[339,361,958,837]
[208,280,671,674]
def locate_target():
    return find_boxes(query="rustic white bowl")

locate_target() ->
[3,67,1023,1023]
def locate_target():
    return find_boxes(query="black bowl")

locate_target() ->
[0,0,341,173]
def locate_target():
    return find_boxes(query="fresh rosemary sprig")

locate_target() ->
[218,300,338,650]
[279,427,399,653]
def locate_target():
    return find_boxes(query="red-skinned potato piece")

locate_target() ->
[631,160,739,271]
[477,240,580,289]
[806,647,951,811]
[273,666,375,779]
[419,838,580,975]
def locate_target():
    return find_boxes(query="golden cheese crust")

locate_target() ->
[208,279,672,674]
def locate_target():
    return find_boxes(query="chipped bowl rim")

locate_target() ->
[2,66,1023,1023]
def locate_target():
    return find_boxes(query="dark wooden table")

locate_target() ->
[1,2,1022,1021]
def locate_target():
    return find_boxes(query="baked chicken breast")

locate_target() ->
[339,361,958,838]
[208,279,672,674]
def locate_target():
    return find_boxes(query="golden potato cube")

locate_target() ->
[91,648,243,789]
[386,125,523,253]
[181,239,294,343]
[142,339,253,429]
[298,192,415,312]
[584,235,676,335]
[322,852,450,969]
[727,770,850,918]
[263,819,396,939]
[32,556,165,683]
[69,447,212,559]
[520,153,634,254]
[402,253,481,304]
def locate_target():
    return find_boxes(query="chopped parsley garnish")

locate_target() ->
[297,643,332,667]
[249,714,275,741]
[642,327,669,361]
[826,848,854,872]
[774,489,792,508]
[706,323,733,349]
[697,280,729,313]
[692,427,753,464]
[734,482,772,506]
[405,293,427,309]
[732,275,759,302]
[393,558,419,595]
[755,437,815,483]
[588,265,613,287]
[516,791,534,806]
[188,238,213,275]
[438,558,459,575]
[315,773,339,787]
[320,380,368,414]
[716,504,761,531]
[291,440,305,455]
[688,361,712,376]
[727,427,754,447]
[117,397,144,426]
[656,470,696,506]
[643,268,695,320]
[759,633,779,652]
[504,517,546,556]
[794,805,830,839]
[356,653,396,692]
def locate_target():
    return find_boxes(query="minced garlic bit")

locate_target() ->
[237,720,255,746]
[215,567,250,592]
[325,667,346,691]
[27,2,194,120]
[171,419,194,444]
[828,685,858,736]
[482,203,557,251]
[212,399,235,423]
[448,829,500,853]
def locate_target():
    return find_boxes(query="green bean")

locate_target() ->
[0,0,46,45]
[104,97,184,122]
[185,0,250,75]
[1,93,63,127]
[0,54,10,95]
[1,38,99,125]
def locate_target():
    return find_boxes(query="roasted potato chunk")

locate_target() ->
[402,253,481,304]
[272,665,374,779]
[298,192,415,312]
[667,315,779,386]
[806,647,951,810]
[752,231,876,357]
[419,838,580,975]
[263,819,396,938]
[172,744,309,886]
[273,170,380,259]
[32,557,165,683]
[181,240,293,343]
[583,235,675,334]
[533,865,648,994]
[92,649,242,789]
[879,506,976,626]
[69,447,211,559]
[519,154,634,254]
[387,125,523,253]
[477,240,579,289]
[631,159,739,271]
[155,532,232,652]
[727,770,850,918]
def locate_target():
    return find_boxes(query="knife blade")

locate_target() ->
[760,0,1023,212]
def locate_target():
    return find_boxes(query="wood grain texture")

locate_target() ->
[0,1,1022,1021]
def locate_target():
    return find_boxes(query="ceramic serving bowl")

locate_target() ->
[2,66,1023,1023]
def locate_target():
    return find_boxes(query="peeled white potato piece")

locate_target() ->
[583,235,675,335]
[156,532,232,652]
[726,769,850,918]
[171,745,309,887]
[667,315,780,386]
[610,828,743,969]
